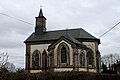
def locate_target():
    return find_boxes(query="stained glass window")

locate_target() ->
[87,49,94,65]
[32,50,40,68]
[80,51,85,66]
[61,46,67,63]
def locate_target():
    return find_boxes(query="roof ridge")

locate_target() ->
[46,28,83,32]
[25,28,100,44]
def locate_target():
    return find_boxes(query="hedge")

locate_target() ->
[0,71,120,80]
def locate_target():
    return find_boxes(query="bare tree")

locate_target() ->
[0,52,8,68]
[101,53,120,70]
[102,53,120,64]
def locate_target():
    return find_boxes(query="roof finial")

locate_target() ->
[40,5,42,9]
[66,27,68,34]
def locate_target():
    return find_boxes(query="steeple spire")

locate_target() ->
[35,6,47,35]
[39,6,43,17]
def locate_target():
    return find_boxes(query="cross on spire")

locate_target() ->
[40,5,42,9]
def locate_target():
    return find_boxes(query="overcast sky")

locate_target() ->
[0,0,120,68]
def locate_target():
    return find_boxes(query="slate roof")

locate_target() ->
[48,33,87,51]
[63,33,82,45]
[24,28,99,43]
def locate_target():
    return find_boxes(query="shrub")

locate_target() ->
[16,68,25,73]
[0,67,8,73]
[0,71,120,80]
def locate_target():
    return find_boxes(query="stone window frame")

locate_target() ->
[80,50,85,67]
[87,48,94,67]
[61,46,67,63]
[32,50,41,69]
[57,42,70,67]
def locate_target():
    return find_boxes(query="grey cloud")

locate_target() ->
[0,0,120,68]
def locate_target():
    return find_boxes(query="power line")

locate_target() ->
[0,12,119,38]
[99,22,120,38]
[0,13,34,25]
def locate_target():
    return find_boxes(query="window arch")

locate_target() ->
[80,51,85,67]
[57,42,70,66]
[32,50,41,68]
[61,46,67,63]
[87,49,94,66]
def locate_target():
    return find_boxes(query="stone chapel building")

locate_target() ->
[24,8,101,73]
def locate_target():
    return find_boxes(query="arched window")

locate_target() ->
[61,46,67,63]
[80,51,85,67]
[32,50,40,68]
[57,42,70,66]
[87,49,94,66]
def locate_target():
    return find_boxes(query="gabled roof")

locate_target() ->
[48,33,87,51]
[24,28,100,43]
[63,33,81,45]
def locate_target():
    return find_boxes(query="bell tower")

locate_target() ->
[35,7,46,35]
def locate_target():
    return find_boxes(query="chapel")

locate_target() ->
[24,8,101,73]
